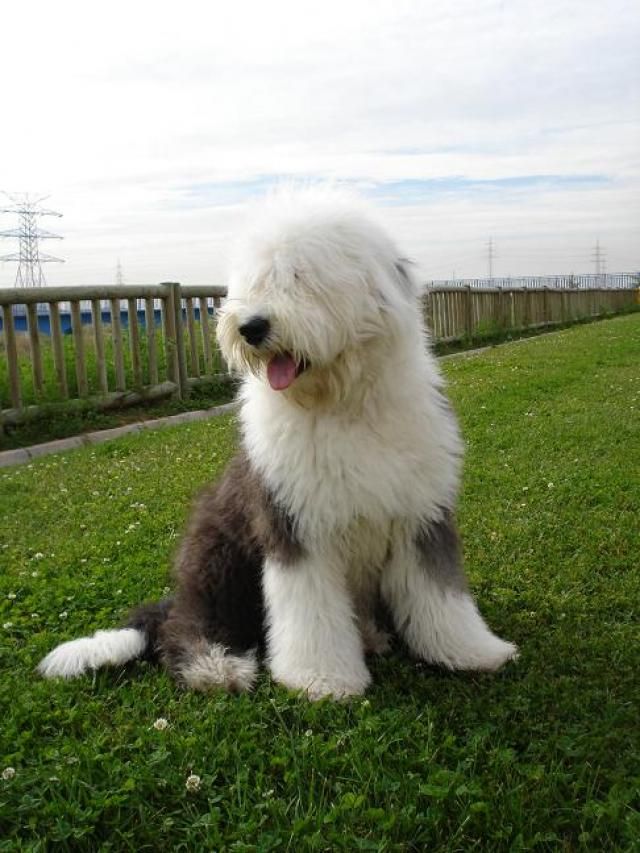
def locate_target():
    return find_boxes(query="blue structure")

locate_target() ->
[0,304,213,335]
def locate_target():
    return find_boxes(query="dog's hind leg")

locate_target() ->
[263,554,371,700]
[157,607,259,694]
[381,515,518,671]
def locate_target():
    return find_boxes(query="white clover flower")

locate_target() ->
[7,593,16,600]
[3,622,13,630]
[304,729,313,737]
[162,586,171,596]
[153,717,169,731]
[33,552,44,560]
[185,773,201,792]
[31,571,39,578]
[59,611,68,619]
[547,482,554,489]
[2,767,16,780]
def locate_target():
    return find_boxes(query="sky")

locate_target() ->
[0,0,638,287]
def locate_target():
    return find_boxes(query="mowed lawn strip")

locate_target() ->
[1,313,638,850]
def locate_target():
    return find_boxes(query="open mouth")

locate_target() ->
[266,353,307,391]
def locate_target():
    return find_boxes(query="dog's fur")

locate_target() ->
[39,187,517,699]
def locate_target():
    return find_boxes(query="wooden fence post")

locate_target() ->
[465,285,473,339]
[49,301,68,399]
[26,303,44,395]
[92,298,109,395]
[199,297,212,374]
[127,298,143,387]
[145,298,158,386]
[165,282,187,399]
[110,297,126,392]
[71,301,88,397]
[1,305,21,409]
[186,297,200,378]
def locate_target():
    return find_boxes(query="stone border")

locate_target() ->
[0,401,239,469]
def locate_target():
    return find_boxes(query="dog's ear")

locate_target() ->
[394,257,420,298]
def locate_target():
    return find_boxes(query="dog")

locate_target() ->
[38,187,517,699]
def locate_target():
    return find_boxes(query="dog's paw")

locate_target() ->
[275,668,371,701]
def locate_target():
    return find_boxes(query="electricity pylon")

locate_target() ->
[0,192,64,287]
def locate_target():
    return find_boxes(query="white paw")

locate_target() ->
[467,636,519,672]
[177,645,258,693]
[274,668,371,701]
[425,633,519,672]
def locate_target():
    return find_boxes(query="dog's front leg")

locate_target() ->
[382,515,518,671]
[263,555,371,700]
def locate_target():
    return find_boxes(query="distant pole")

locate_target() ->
[0,192,64,286]
[116,259,125,286]
[487,237,495,280]
[591,239,606,281]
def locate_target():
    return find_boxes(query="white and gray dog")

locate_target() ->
[39,187,517,700]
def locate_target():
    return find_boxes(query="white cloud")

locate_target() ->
[0,0,638,285]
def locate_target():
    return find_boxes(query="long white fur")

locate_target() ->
[263,555,372,700]
[381,526,518,670]
[219,186,517,698]
[37,629,147,679]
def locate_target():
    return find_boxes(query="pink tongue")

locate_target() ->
[267,353,298,390]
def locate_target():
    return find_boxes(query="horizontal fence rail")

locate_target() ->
[1,281,639,423]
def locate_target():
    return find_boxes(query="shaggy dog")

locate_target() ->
[39,188,517,700]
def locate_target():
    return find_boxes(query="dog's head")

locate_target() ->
[216,187,422,406]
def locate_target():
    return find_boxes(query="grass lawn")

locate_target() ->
[1,314,638,851]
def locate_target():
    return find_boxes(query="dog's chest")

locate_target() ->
[242,391,460,538]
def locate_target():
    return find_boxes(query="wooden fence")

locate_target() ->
[424,286,637,344]
[0,283,226,423]
[0,283,638,423]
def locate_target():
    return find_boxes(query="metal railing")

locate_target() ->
[427,272,639,290]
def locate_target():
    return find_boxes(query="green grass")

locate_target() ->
[1,314,638,851]
[0,376,236,452]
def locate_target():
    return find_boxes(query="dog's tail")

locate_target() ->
[37,598,172,680]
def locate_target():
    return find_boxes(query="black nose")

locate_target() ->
[238,316,271,346]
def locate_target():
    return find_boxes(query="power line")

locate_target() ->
[0,192,64,287]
